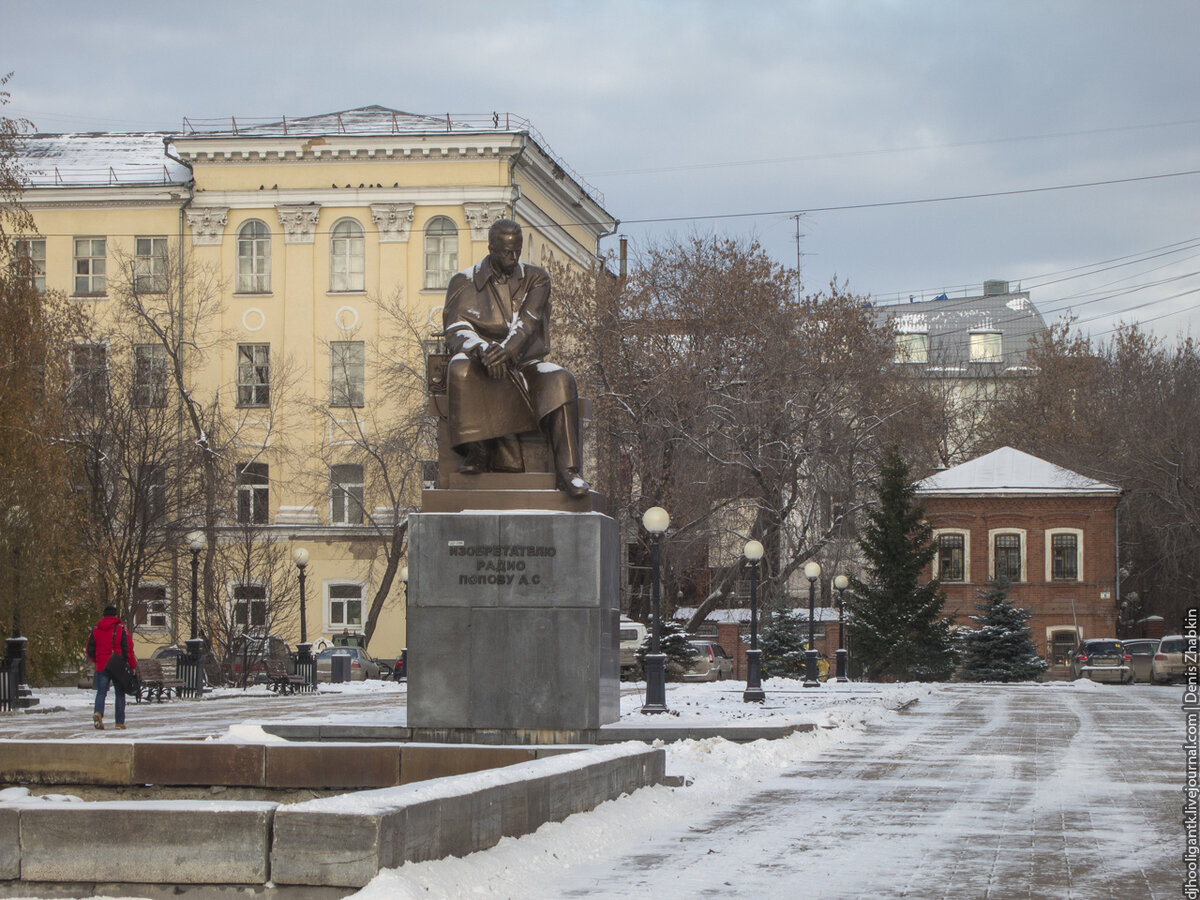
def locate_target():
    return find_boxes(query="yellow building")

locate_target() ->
[12,106,616,665]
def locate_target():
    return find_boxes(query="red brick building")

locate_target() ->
[915,447,1122,678]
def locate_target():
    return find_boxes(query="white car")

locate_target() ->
[1151,635,1196,684]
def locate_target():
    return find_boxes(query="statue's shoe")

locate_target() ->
[557,468,590,499]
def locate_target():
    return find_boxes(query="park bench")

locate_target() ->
[138,659,185,702]
[263,658,306,694]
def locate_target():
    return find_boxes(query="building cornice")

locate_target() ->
[173,131,525,164]
[191,184,515,212]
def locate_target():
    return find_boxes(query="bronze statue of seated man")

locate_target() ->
[442,218,590,499]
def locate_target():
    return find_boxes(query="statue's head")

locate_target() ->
[487,219,523,276]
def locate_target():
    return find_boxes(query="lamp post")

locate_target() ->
[803,561,821,688]
[292,546,315,690]
[641,506,670,714]
[4,506,29,701]
[183,530,206,697]
[398,566,409,680]
[742,539,765,703]
[834,574,850,682]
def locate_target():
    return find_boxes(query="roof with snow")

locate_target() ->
[17,132,191,187]
[675,606,843,624]
[870,286,1048,373]
[915,447,1121,496]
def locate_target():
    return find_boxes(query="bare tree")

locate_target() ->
[555,235,908,628]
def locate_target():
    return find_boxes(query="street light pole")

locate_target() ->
[292,547,314,691]
[742,539,765,703]
[641,506,670,714]
[834,574,850,682]
[183,530,207,698]
[803,561,821,688]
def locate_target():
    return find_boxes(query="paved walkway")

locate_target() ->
[550,685,1184,899]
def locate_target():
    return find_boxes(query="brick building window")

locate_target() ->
[937,534,965,582]
[994,533,1022,582]
[1051,533,1080,581]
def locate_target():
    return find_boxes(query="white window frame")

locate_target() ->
[229,581,269,632]
[969,330,1002,363]
[13,238,46,292]
[324,580,366,632]
[236,220,271,293]
[330,341,365,407]
[132,342,169,408]
[133,582,170,631]
[988,528,1027,583]
[329,218,365,292]
[330,463,364,525]
[932,529,970,583]
[422,216,458,290]
[236,342,271,407]
[73,236,107,296]
[134,235,169,293]
[894,332,929,364]
[235,461,270,525]
[1045,528,1084,583]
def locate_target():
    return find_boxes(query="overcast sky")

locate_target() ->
[5,1,1198,340]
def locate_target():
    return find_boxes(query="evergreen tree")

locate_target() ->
[847,447,957,681]
[959,580,1048,682]
[635,618,698,680]
[759,612,809,679]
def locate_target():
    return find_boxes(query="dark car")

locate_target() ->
[1121,638,1160,683]
[1070,639,1133,684]
[224,634,294,686]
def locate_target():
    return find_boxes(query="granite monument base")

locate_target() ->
[407,511,619,733]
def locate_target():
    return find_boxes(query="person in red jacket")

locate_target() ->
[85,605,137,730]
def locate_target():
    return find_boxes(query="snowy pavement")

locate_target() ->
[0,679,1188,899]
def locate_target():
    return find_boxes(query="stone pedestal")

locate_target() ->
[407,511,619,732]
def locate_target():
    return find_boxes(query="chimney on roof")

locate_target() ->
[983,280,1009,296]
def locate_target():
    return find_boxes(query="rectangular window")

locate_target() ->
[71,342,108,410]
[133,584,169,629]
[330,341,365,407]
[13,238,46,292]
[895,332,929,364]
[134,236,169,293]
[140,463,168,528]
[132,343,169,408]
[236,462,269,525]
[970,331,1002,363]
[328,583,363,629]
[1052,534,1079,581]
[73,237,107,296]
[994,533,1022,582]
[938,534,965,582]
[233,583,267,629]
[330,463,364,525]
[236,343,270,407]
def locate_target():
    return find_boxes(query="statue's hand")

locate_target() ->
[481,342,513,379]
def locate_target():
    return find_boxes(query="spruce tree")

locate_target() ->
[959,580,1049,682]
[847,447,957,681]
[634,618,698,680]
[759,612,808,679]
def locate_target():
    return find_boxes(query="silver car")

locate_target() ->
[1070,639,1133,684]
[683,640,734,682]
[315,646,381,682]
[1121,638,1159,683]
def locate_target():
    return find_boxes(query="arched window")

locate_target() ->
[236,220,271,293]
[423,216,458,290]
[329,218,365,292]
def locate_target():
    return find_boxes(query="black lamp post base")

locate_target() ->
[743,648,765,702]
[803,649,822,687]
[835,648,850,682]
[641,653,669,714]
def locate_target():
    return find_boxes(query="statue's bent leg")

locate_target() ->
[546,401,590,498]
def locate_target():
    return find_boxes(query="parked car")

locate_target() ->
[1151,634,1196,684]
[683,640,734,682]
[1120,638,1160,683]
[1069,639,1133,684]
[315,646,381,682]
[224,634,295,686]
[619,618,648,676]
